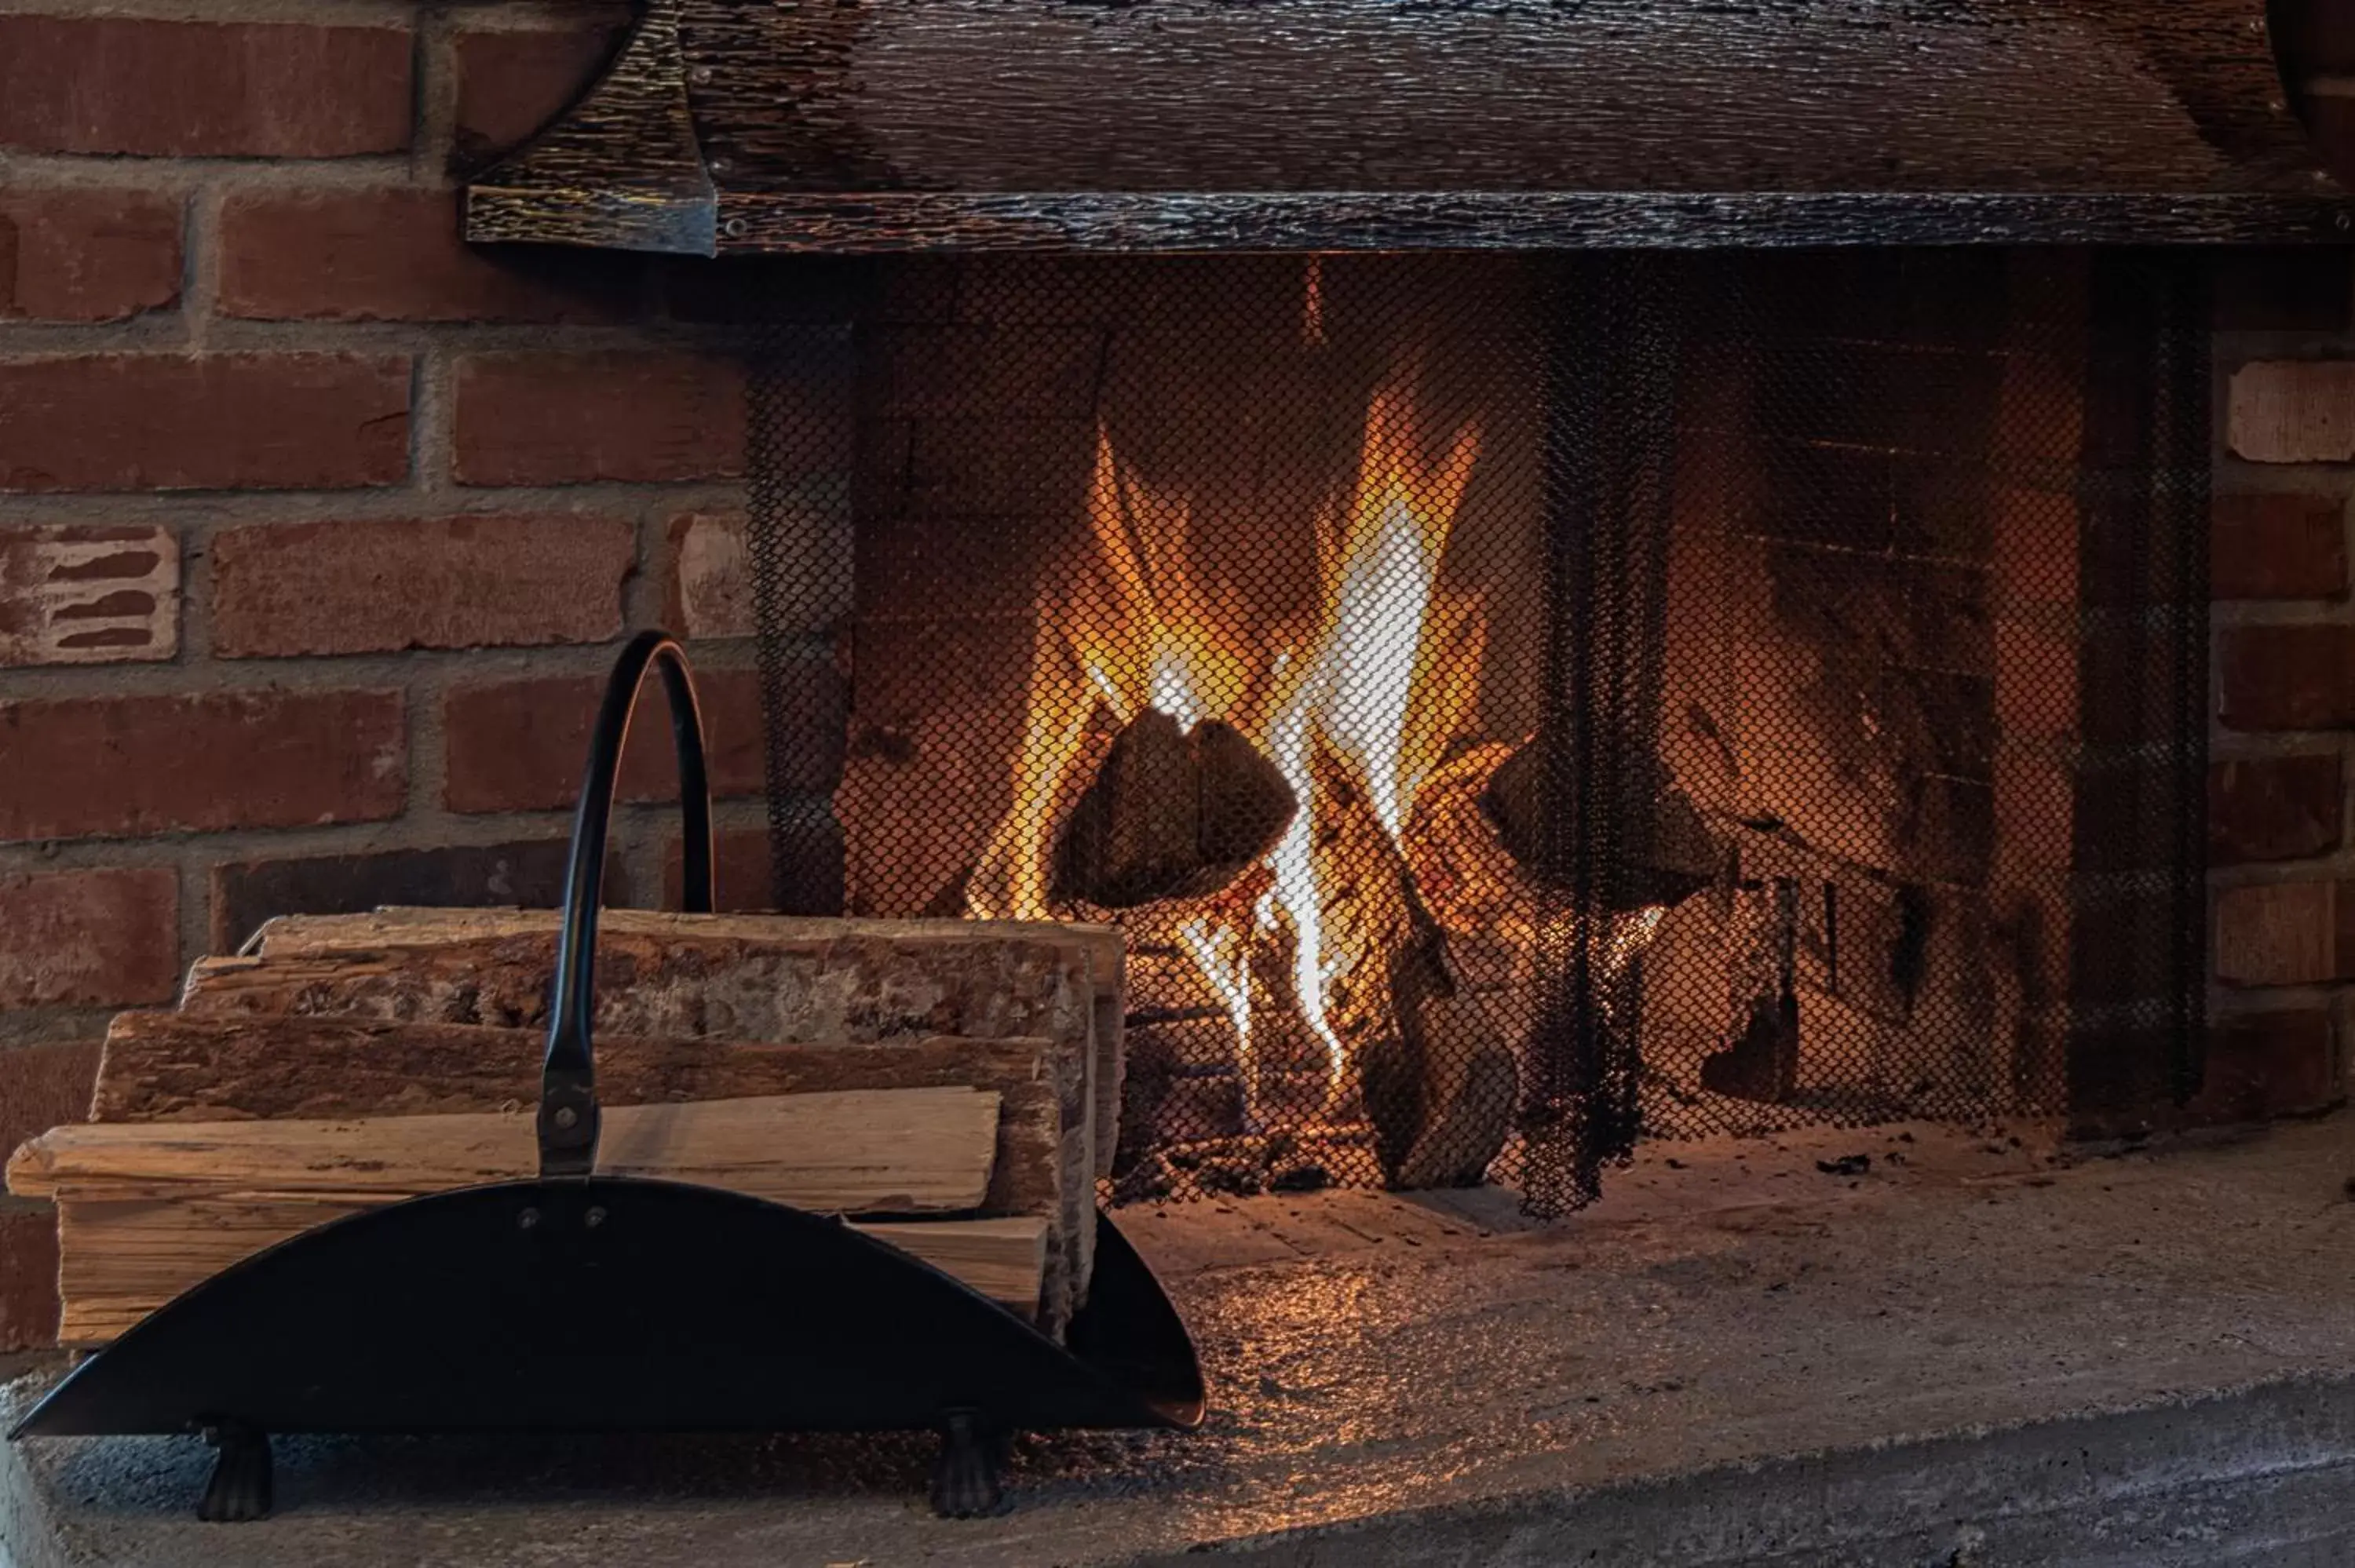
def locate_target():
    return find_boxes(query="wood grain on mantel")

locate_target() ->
[465,0,2355,253]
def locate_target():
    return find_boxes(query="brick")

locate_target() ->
[210,515,633,658]
[2229,361,2355,465]
[0,1041,102,1162]
[452,19,631,170]
[668,501,852,640]
[2213,879,2355,987]
[2218,625,2355,731]
[0,190,181,322]
[219,188,633,323]
[666,815,844,916]
[2210,754,2345,864]
[0,689,404,843]
[453,353,743,486]
[2211,493,2348,600]
[0,17,411,158]
[442,665,801,813]
[0,355,409,494]
[0,1202,60,1351]
[663,512,753,639]
[0,870,178,1007]
[0,524,178,667]
[2188,1009,2343,1125]
[661,826,776,913]
[210,840,588,951]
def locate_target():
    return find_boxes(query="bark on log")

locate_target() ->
[92,1012,1086,1333]
[193,905,1125,1180]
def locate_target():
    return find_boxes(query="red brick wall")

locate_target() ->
[2193,11,2355,1126]
[0,2,815,1344]
[2211,258,2355,1125]
[0,2,2349,1348]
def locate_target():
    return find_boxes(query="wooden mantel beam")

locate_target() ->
[466,0,2355,254]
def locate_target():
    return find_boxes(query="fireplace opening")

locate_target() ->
[742,248,2210,1216]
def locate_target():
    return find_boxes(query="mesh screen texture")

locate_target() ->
[744,250,2211,1216]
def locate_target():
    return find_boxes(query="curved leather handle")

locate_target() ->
[540,631,715,1177]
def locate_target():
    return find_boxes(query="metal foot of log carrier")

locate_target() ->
[8,632,1205,1520]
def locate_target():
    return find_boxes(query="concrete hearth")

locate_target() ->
[5,1118,2354,1566]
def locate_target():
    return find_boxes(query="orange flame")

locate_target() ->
[977,361,1666,1117]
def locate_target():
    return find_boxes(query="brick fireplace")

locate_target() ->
[1,0,2353,1353]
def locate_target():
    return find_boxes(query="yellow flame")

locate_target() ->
[1254,368,1482,1085]
[1305,380,1482,839]
[1265,682,1345,1083]
[1149,651,1207,731]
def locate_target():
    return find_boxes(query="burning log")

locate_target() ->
[1051,710,1296,908]
[1311,744,1513,1188]
[1700,878,1802,1103]
[1403,742,1544,950]
[1482,732,1718,911]
[1195,720,1301,882]
[1393,989,1521,1191]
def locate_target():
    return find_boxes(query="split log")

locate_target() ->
[13,1090,1001,1213]
[1310,742,1513,1188]
[1054,709,1198,907]
[1404,742,1543,950]
[90,1013,1089,1334]
[15,1088,1046,1347]
[49,1198,1048,1347]
[188,905,1124,1180]
[1194,720,1298,881]
[1051,711,1296,908]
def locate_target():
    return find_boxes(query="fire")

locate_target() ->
[1251,372,1481,1098]
[973,360,1664,1139]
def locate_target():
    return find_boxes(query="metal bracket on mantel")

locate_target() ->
[466,0,2355,255]
[465,0,717,256]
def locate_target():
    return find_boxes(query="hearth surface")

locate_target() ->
[7,1118,2354,1566]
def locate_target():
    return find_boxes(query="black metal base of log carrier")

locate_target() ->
[8,632,1206,1522]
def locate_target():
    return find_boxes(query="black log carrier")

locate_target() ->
[9,633,1206,1522]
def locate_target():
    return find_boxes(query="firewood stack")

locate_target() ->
[7,909,1125,1350]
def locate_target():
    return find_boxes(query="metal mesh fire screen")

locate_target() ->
[741,249,2211,1217]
